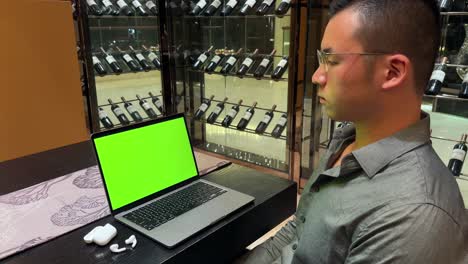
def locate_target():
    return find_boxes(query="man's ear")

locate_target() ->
[381,54,409,91]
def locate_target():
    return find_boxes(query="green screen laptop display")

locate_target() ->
[93,117,198,210]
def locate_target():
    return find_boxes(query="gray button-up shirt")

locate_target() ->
[244,112,468,263]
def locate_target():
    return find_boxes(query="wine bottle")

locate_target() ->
[86,0,104,15]
[129,46,152,71]
[166,0,183,17]
[102,0,120,15]
[220,48,243,75]
[459,71,468,99]
[239,0,257,15]
[108,99,130,125]
[194,95,215,120]
[175,90,184,107]
[205,49,225,73]
[98,107,114,129]
[130,0,149,15]
[425,57,448,95]
[149,92,164,114]
[173,44,186,65]
[180,0,196,14]
[142,45,162,69]
[255,104,276,134]
[236,49,259,77]
[271,113,287,138]
[193,46,214,70]
[136,94,158,118]
[100,47,123,74]
[92,55,107,76]
[72,0,78,20]
[168,0,179,9]
[221,99,243,127]
[190,0,208,15]
[271,56,289,80]
[204,0,222,15]
[254,49,276,79]
[453,0,465,11]
[121,96,144,122]
[116,0,135,15]
[207,97,228,124]
[236,101,257,130]
[116,46,142,72]
[275,0,290,17]
[256,0,274,16]
[448,134,467,176]
[439,0,453,12]
[145,0,158,15]
[221,0,239,16]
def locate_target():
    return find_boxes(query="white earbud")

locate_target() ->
[109,244,127,253]
[125,235,137,248]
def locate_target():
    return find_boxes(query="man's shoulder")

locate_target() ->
[376,143,466,224]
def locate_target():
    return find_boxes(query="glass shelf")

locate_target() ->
[94,68,162,77]
[434,63,468,68]
[188,69,288,82]
[430,135,463,144]
[87,14,290,19]
[208,98,287,114]
[192,117,287,140]
[89,25,159,30]
[194,141,289,171]
[88,15,159,19]
[183,14,290,19]
[97,94,163,107]
[440,12,468,16]
[423,94,468,103]
[98,115,163,131]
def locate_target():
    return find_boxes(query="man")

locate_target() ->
[242,0,467,263]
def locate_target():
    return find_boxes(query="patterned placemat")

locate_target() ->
[0,151,229,260]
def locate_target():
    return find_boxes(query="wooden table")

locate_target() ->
[1,141,297,264]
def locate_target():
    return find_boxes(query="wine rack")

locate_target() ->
[188,66,288,82]
[76,0,300,174]
[423,9,468,172]
[162,0,295,173]
[191,97,288,139]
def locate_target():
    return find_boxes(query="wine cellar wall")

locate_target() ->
[75,0,299,175]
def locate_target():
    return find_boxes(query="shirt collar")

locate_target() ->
[351,111,431,178]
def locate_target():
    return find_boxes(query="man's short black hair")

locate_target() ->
[329,0,441,94]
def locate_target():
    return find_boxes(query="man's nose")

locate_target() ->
[312,67,327,87]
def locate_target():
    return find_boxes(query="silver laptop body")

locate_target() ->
[91,113,254,248]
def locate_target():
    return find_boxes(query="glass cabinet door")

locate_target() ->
[423,11,468,177]
[163,0,295,173]
[78,0,165,132]
[298,1,329,188]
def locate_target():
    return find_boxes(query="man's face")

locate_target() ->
[312,9,381,122]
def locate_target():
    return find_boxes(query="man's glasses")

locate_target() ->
[316,50,392,72]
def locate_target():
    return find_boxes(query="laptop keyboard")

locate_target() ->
[123,181,227,231]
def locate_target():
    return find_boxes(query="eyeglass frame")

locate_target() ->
[316,49,394,72]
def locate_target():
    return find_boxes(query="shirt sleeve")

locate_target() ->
[242,216,298,264]
[344,203,467,264]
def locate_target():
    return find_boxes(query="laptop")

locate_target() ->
[91,113,255,248]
